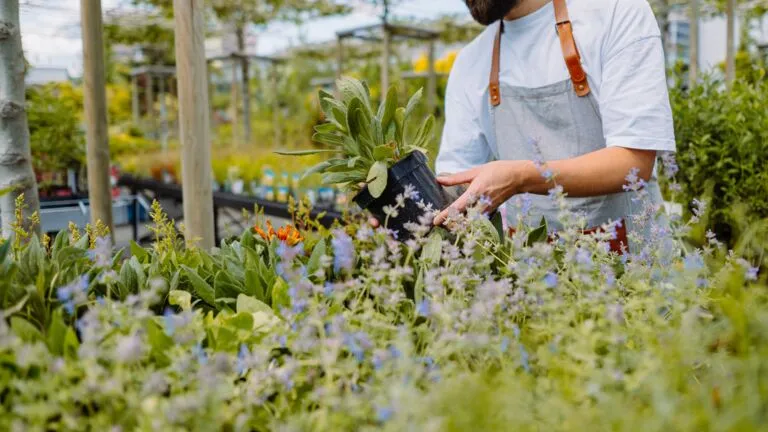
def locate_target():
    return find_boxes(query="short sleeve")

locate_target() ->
[598,0,676,152]
[435,65,493,174]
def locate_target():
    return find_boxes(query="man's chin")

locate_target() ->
[465,0,519,25]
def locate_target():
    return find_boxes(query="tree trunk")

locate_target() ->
[173,0,215,249]
[0,0,40,238]
[725,0,736,84]
[235,26,251,146]
[689,0,699,85]
[81,0,114,239]
[230,59,239,145]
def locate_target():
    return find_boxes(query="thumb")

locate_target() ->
[436,169,477,186]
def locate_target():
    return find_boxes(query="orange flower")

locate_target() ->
[254,220,303,246]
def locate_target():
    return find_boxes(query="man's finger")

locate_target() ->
[436,169,477,186]
[433,189,473,226]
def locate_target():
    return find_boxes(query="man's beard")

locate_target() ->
[464,0,521,25]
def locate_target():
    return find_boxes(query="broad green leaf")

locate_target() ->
[315,122,339,134]
[421,230,443,265]
[302,159,346,180]
[273,149,338,156]
[337,77,372,115]
[312,132,345,147]
[347,156,361,168]
[237,294,273,315]
[394,107,405,145]
[526,217,549,246]
[46,309,68,356]
[322,169,367,186]
[405,87,424,120]
[130,241,150,263]
[271,278,291,311]
[414,267,425,306]
[63,327,79,359]
[244,267,265,300]
[367,162,389,199]
[169,289,192,311]
[146,318,172,366]
[214,270,245,300]
[413,115,436,148]
[225,312,254,332]
[318,89,335,118]
[51,230,69,253]
[11,317,43,342]
[0,239,10,265]
[181,265,215,306]
[373,144,395,162]
[307,239,327,277]
[380,85,398,132]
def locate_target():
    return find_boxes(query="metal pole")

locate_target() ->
[381,25,390,94]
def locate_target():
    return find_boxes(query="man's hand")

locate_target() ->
[433,160,537,226]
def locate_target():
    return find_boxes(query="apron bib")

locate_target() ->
[488,0,664,252]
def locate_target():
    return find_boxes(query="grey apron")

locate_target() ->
[489,0,664,250]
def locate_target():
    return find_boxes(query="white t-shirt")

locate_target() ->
[435,0,676,174]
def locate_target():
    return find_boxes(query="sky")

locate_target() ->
[19,0,471,76]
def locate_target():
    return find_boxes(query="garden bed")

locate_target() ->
[0,185,765,431]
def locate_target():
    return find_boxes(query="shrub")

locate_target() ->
[0,184,765,430]
[669,77,768,246]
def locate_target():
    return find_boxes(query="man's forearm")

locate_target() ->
[519,147,657,197]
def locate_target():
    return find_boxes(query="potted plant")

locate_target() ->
[277,77,449,238]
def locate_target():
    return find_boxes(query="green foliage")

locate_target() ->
[669,77,768,249]
[25,83,85,174]
[277,77,436,198]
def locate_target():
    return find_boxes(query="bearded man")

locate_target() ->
[431,0,676,251]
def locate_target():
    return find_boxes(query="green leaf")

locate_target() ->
[380,85,398,132]
[373,144,396,161]
[181,265,215,306]
[405,87,424,120]
[318,89,335,118]
[302,159,346,180]
[0,239,10,265]
[146,318,172,366]
[63,327,79,359]
[307,239,327,277]
[337,77,373,115]
[526,217,549,246]
[214,270,245,300]
[413,115,436,148]
[273,149,338,156]
[46,309,68,356]
[312,132,345,148]
[237,294,273,315]
[130,241,149,263]
[11,317,43,342]
[271,278,291,311]
[322,169,367,186]
[421,230,443,265]
[169,289,192,311]
[394,107,405,145]
[367,162,389,199]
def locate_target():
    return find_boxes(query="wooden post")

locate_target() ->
[335,36,344,94]
[381,24,390,95]
[173,0,215,249]
[236,27,252,145]
[689,0,699,86]
[131,74,139,124]
[271,63,281,147]
[230,57,239,145]
[427,39,437,115]
[0,0,40,237]
[80,0,114,238]
[725,0,736,84]
[145,72,153,126]
[159,75,168,153]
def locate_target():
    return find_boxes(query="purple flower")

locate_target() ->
[745,266,759,281]
[331,230,355,273]
[543,272,558,288]
[500,336,510,353]
[376,406,394,423]
[416,299,431,317]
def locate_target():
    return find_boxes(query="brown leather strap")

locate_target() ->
[489,21,503,107]
[489,0,590,106]
[554,0,590,96]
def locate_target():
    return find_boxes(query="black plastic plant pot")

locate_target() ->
[354,151,450,240]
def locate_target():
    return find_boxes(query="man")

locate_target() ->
[431,0,675,251]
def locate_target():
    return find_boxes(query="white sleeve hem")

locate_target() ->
[606,136,676,152]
